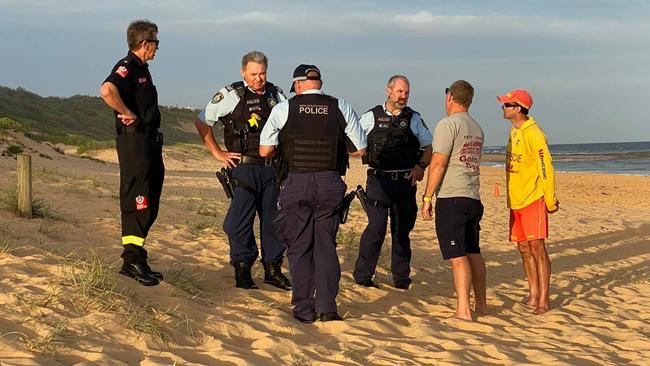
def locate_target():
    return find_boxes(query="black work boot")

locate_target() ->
[143,262,164,280]
[263,260,292,291]
[234,262,258,289]
[119,261,160,286]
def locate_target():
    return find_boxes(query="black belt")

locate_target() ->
[116,124,159,136]
[239,155,273,166]
[368,168,411,180]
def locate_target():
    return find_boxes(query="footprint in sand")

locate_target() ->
[440,317,495,332]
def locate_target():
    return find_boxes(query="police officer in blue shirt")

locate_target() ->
[260,64,367,323]
[353,75,432,290]
[195,51,291,291]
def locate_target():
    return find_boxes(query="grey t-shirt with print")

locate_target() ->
[431,112,484,200]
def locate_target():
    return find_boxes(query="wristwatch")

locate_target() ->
[417,161,427,169]
[422,195,432,202]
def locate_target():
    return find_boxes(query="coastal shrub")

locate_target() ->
[0,117,23,130]
[5,144,23,155]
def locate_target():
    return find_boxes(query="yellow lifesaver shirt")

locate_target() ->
[506,117,558,211]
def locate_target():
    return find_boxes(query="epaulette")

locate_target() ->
[228,81,246,99]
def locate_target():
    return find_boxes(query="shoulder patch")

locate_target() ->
[116,66,128,78]
[211,92,224,104]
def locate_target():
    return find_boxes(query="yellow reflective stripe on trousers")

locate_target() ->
[122,235,145,247]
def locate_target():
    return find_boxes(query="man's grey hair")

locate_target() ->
[387,75,410,88]
[241,51,268,69]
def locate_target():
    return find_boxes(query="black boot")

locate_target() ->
[263,260,292,291]
[119,261,160,286]
[144,262,164,280]
[234,262,258,289]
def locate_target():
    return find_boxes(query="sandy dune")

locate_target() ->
[0,134,649,365]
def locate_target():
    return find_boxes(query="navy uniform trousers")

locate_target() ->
[116,131,165,264]
[275,171,346,319]
[223,164,285,265]
[353,173,417,284]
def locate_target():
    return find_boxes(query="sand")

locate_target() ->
[0,132,649,365]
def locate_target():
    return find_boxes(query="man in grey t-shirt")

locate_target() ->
[421,80,487,321]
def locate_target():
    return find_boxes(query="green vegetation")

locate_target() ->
[0,85,201,150]
[5,144,23,154]
[0,188,62,219]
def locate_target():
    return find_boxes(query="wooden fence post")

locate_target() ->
[17,154,32,219]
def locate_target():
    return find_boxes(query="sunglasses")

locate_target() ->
[502,103,519,109]
[445,87,450,95]
[144,39,160,46]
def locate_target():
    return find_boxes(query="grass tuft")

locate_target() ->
[0,188,62,220]
[167,267,213,305]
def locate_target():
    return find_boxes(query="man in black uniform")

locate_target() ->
[195,51,291,291]
[353,75,433,290]
[260,65,367,323]
[100,19,164,286]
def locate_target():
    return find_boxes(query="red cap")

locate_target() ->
[497,89,533,109]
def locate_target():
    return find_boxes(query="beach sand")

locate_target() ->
[1,133,649,365]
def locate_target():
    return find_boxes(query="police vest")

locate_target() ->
[221,81,281,158]
[278,94,348,175]
[364,105,421,170]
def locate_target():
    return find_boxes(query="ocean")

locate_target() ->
[483,141,650,176]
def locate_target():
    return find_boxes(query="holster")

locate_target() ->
[339,190,356,224]
[354,185,389,215]
[354,185,369,215]
[216,167,234,199]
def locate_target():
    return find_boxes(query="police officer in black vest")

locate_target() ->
[195,51,291,291]
[353,75,433,290]
[260,65,367,323]
[100,20,164,286]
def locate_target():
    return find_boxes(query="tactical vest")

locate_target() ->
[364,105,421,170]
[278,93,348,175]
[221,81,281,158]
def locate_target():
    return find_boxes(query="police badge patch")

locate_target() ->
[211,92,224,104]
[399,120,408,128]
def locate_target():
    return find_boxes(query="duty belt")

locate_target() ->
[368,168,411,180]
[116,124,159,136]
[239,155,273,166]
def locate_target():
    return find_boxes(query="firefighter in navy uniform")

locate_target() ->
[100,20,164,286]
[353,75,433,290]
[260,65,367,323]
[195,51,291,291]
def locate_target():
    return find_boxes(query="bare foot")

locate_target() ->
[522,296,538,308]
[533,306,549,315]
[455,312,473,321]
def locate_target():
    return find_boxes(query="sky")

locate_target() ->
[1,0,648,146]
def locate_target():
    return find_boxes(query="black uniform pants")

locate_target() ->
[353,174,417,284]
[275,171,346,319]
[116,131,164,264]
[222,164,285,265]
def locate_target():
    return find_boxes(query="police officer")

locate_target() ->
[195,51,291,291]
[100,19,164,286]
[353,75,432,290]
[259,64,367,323]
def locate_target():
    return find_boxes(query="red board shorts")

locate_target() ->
[509,197,548,242]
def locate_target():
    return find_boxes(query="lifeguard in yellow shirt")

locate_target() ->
[497,89,558,315]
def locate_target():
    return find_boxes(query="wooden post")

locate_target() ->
[17,154,32,219]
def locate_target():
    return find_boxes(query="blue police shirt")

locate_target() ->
[197,81,287,126]
[260,89,367,151]
[359,104,433,147]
